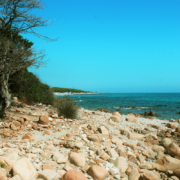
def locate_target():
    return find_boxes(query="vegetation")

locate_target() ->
[52,87,86,93]
[0,162,5,168]
[0,0,54,116]
[9,70,54,105]
[53,97,79,119]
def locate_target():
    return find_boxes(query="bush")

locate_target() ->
[9,69,54,105]
[53,97,79,119]
[0,162,5,168]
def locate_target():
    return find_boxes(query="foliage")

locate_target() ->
[52,87,86,93]
[53,97,79,119]
[9,69,54,105]
[0,162,5,168]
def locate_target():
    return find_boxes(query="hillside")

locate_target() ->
[51,87,87,93]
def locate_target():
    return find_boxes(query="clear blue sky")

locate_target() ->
[25,0,180,93]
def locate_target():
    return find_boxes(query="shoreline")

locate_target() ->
[54,92,100,95]
[0,98,180,179]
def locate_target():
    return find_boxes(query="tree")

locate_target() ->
[0,0,54,116]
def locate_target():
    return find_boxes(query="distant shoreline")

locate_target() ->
[54,92,100,95]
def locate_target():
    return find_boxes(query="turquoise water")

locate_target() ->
[56,93,180,120]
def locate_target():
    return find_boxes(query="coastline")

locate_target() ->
[54,92,100,95]
[1,98,180,179]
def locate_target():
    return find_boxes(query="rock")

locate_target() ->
[22,132,34,141]
[41,152,51,159]
[61,169,87,180]
[17,118,24,124]
[44,144,58,152]
[10,175,21,180]
[4,150,19,163]
[12,121,22,127]
[128,168,140,180]
[114,156,128,173]
[137,154,145,163]
[112,112,121,117]
[38,169,60,180]
[128,133,144,140]
[38,115,50,125]
[156,151,165,159]
[167,143,180,157]
[43,161,58,170]
[44,131,51,135]
[22,116,31,121]
[0,157,14,172]
[142,148,154,157]
[110,115,121,123]
[143,169,161,180]
[87,165,109,180]
[111,137,122,145]
[64,141,83,149]
[53,152,68,164]
[107,148,119,159]
[126,116,137,123]
[161,138,172,149]
[155,156,180,171]
[87,134,103,142]
[173,169,180,178]
[13,158,38,180]
[69,152,85,167]
[10,123,17,131]
[0,168,7,180]
[126,143,137,150]
[100,152,110,161]
[108,119,115,126]
[152,145,165,152]
[144,111,159,117]
[98,126,109,135]
[57,170,66,178]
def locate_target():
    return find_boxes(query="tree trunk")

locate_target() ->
[0,74,11,116]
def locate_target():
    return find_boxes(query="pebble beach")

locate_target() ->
[0,97,180,180]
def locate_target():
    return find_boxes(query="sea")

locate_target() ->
[56,93,180,120]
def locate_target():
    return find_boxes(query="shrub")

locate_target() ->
[9,69,54,105]
[0,162,5,168]
[53,97,79,119]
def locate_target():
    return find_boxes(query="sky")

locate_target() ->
[24,0,180,93]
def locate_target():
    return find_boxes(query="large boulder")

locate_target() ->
[12,158,38,180]
[61,169,87,180]
[38,115,50,125]
[87,165,109,180]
